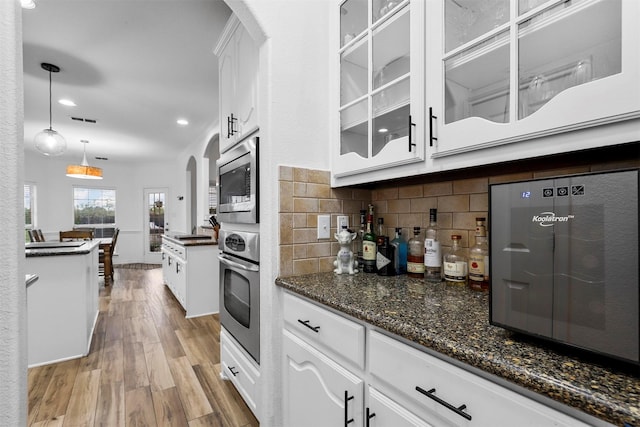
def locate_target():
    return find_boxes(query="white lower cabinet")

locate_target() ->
[220,328,260,418]
[282,291,599,427]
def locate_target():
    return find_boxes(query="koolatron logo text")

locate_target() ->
[531,211,575,227]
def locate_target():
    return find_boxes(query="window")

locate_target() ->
[73,187,116,227]
[208,183,217,214]
[24,183,36,241]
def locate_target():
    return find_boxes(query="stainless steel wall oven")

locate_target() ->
[218,229,260,363]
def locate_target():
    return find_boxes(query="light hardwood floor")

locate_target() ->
[27,266,260,427]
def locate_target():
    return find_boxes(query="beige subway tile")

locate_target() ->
[379,214,399,230]
[293,213,307,229]
[373,187,399,201]
[293,197,318,213]
[352,188,372,201]
[469,193,488,212]
[387,198,411,214]
[424,181,452,196]
[436,212,453,229]
[308,169,330,184]
[308,242,332,258]
[534,166,590,179]
[398,184,423,199]
[489,172,533,184]
[319,257,336,273]
[280,246,293,277]
[279,166,293,181]
[454,177,488,194]
[293,259,319,275]
[293,244,308,260]
[307,183,332,199]
[293,228,317,244]
[372,200,388,215]
[343,199,364,215]
[319,199,342,213]
[293,167,309,183]
[452,212,478,230]
[307,213,318,228]
[591,159,640,172]
[438,194,469,212]
[410,197,436,214]
[280,214,293,245]
[294,182,307,197]
[398,213,423,229]
[279,181,293,213]
[331,187,354,200]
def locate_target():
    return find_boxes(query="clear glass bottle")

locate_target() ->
[390,227,407,275]
[444,234,467,286]
[376,217,386,245]
[407,227,425,278]
[362,204,377,273]
[424,208,442,283]
[355,209,366,269]
[468,217,489,291]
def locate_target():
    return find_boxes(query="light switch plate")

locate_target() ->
[337,215,349,230]
[317,215,330,239]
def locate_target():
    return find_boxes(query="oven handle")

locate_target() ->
[218,254,260,272]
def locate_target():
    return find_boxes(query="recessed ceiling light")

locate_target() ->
[378,128,389,133]
[177,119,189,126]
[59,99,76,107]
[21,0,35,9]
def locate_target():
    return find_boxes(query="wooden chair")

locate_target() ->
[28,230,39,242]
[99,228,119,283]
[60,230,94,241]
[35,229,45,242]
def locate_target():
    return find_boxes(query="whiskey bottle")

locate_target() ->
[354,209,366,269]
[407,227,425,278]
[362,205,377,273]
[424,208,442,283]
[443,235,467,286]
[468,217,489,291]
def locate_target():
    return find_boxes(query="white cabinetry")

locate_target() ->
[282,291,599,427]
[332,0,426,186]
[214,14,259,153]
[161,237,218,318]
[220,327,260,419]
[428,0,640,165]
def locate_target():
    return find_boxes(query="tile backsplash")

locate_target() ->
[278,146,639,277]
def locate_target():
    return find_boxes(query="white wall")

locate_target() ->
[24,151,176,264]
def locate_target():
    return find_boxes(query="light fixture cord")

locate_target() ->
[48,69,53,130]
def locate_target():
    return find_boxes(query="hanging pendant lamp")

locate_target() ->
[66,140,103,179]
[34,63,67,156]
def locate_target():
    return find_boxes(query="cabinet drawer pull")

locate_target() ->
[344,391,354,425]
[228,366,239,377]
[366,407,376,427]
[297,319,320,333]
[429,107,437,147]
[408,115,416,152]
[415,386,471,420]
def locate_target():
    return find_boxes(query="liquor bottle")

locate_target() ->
[424,208,442,283]
[355,209,366,269]
[362,205,377,273]
[376,236,395,276]
[468,217,489,291]
[443,235,467,286]
[407,227,425,278]
[376,217,386,245]
[390,227,407,275]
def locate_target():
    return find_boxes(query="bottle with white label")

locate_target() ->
[468,217,489,291]
[424,208,442,283]
[443,234,467,286]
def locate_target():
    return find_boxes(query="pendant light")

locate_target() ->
[34,63,67,156]
[66,140,103,179]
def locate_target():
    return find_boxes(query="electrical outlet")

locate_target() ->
[317,215,330,239]
[337,215,349,230]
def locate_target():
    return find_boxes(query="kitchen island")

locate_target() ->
[26,240,100,367]
[276,272,639,427]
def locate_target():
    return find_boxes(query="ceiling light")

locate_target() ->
[177,119,189,126]
[59,99,76,107]
[66,140,103,180]
[34,63,67,156]
[378,128,389,133]
[21,0,35,9]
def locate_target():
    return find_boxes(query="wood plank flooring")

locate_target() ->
[27,267,259,427]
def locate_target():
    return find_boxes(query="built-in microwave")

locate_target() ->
[216,135,259,224]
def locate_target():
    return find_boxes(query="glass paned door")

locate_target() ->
[144,188,167,263]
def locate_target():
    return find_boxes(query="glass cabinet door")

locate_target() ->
[336,0,424,178]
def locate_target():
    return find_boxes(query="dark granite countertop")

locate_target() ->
[162,234,217,246]
[275,272,639,427]
[25,240,100,257]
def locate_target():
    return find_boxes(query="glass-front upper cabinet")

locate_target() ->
[334,0,425,179]
[429,0,640,157]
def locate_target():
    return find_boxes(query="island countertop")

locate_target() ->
[25,240,101,257]
[162,234,217,246]
[275,272,639,427]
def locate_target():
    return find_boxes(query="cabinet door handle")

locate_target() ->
[168,257,172,266]
[344,390,354,425]
[415,386,471,420]
[230,113,238,135]
[429,107,438,147]
[228,366,239,377]
[176,263,181,274]
[366,407,376,427]
[408,115,416,152]
[297,319,320,333]
[227,115,232,138]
